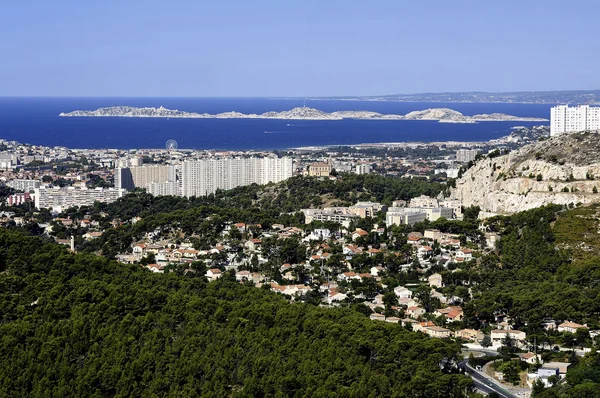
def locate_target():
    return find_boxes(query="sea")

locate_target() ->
[0,97,552,150]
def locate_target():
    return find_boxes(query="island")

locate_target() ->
[59,106,548,123]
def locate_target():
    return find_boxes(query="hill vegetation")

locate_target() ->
[0,229,472,397]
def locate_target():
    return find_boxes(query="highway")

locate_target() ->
[459,359,517,398]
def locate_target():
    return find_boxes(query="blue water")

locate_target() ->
[0,97,552,150]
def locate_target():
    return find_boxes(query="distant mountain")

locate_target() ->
[60,106,547,123]
[313,90,600,104]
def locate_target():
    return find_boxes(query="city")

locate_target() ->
[2,1,600,397]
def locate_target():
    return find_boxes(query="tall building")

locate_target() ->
[181,157,293,197]
[34,187,124,211]
[148,181,180,196]
[115,165,177,192]
[7,179,41,192]
[355,164,371,175]
[550,105,600,136]
[456,149,478,163]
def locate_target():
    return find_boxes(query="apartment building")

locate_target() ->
[181,157,293,197]
[34,187,125,210]
[551,105,600,136]
[7,179,41,192]
[115,165,176,191]
[456,149,479,163]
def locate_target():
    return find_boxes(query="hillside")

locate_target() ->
[0,229,471,397]
[452,130,600,214]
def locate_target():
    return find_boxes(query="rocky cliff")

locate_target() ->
[452,131,600,214]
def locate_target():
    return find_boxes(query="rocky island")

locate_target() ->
[59,106,547,123]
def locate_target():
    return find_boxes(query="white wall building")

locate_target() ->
[115,165,177,192]
[456,149,479,163]
[355,164,371,175]
[34,187,125,211]
[147,181,181,196]
[386,208,427,226]
[181,157,293,197]
[409,195,439,208]
[551,105,600,136]
[7,179,41,192]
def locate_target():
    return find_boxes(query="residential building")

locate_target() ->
[386,207,427,227]
[355,163,371,175]
[308,162,332,177]
[7,179,41,192]
[302,208,358,228]
[428,273,443,288]
[34,187,124,211]
[409,195,439,208]
[147,181,180,196]
[6,192,34,206]
[551,104,600,136]
[558,321,588,334]
[490,329,527,348]
[181,157,293,197]
[456,149,479,163]
[115,164,177,191]
[349,202,386,218]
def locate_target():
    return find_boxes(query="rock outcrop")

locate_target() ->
[452,131,600,214]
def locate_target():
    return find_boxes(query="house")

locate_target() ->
[485,232,500,249]
[236,270,251,281]
[352,228,369,241]
[133,243,147,258]
[385,317,400,324]
[428,273,443,288]
[424,326,452,339]
[454,329,484,341]
[519,352,542,365]
[417,246,433,259]
[146,264,164,273]
[558,321,588,334]
[406,306,426,319]
[455,249,473,261]
[424,229,442,241]
[245,238,262,252]
[328,292,348,304]
[527,362,571,388]
[343,245,363,256]
[490,329,527,348]
[206,268,222,281]
[83,231,102,240]
[401,318,419,328]
[413,321,435,332]
[370,313,386,321]
[394,286,413,299]
[434,306,464,322]
[370,266,384,276]
[338,271,361,282]
[542,319,557,331]
[367,247,381,257]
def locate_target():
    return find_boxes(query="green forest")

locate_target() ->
[0,229,472,397]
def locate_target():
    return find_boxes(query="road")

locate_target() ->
[460,360,517,398]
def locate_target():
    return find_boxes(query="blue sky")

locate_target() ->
[1,0,598,97]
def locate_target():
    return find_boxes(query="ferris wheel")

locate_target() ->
[166,139,178,151]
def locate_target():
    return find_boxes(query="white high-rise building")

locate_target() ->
[551,105,600,136]
[456,149,479,163]
[115,165,177,192]
[7,179,41,192]
[34,187,124,211]
[181,157,293,197]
